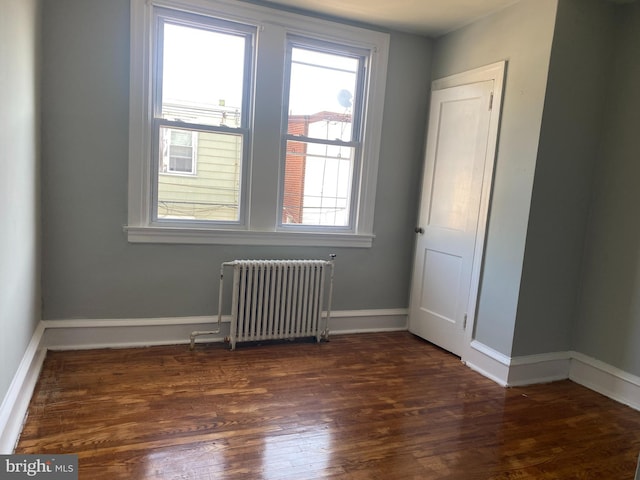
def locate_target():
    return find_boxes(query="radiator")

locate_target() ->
[190,257,335,350]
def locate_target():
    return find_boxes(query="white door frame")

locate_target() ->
[423,61,506,362]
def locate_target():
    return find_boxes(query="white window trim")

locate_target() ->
[126,0,389,247]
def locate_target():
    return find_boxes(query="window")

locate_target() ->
[127,0,389,246]
[153,12,250,223]
[281,40,365,228]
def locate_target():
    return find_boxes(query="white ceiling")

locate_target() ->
[259,0,522,37]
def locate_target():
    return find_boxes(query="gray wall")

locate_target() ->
[432,0,640,377]
[0,0,41,403]
[574,3,640,377]
[431,0,558,356]
[20,0,640,383]
[40,0,432,320]
[513,0,616,356]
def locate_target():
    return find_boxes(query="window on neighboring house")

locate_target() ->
[162,128,197,174]
[127,0,389,246]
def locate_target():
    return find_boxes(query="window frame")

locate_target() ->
[126,0,390,247]
[279,37,367,232]
[152,9,253,226]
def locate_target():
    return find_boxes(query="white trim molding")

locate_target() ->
[464,340,511,387]
[466,340,573,388]
[507,351,572,387]
[42,316,230,350]
[329,309,408,335]
[124,226,375,248]
[41,309,408,350]
[465,340,640,411]
[0,322,47,454]
[570,351,640,411]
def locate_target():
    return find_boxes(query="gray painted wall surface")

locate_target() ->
[575,4,640,377]
[40,0,432,320]
[431,0,558,356]
[4,0,640,411]
[512,0,616,357]
[0,0,41,404]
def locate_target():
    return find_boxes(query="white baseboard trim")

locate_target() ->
[41,315,231,350]
[329,309,408,335]
[0,322,47,454]
[569,351,640,411]
[467,340,574,387]
[41,309,408,350]
[464,340,510,387]
[508,351,572,387]
[466,340,639,411]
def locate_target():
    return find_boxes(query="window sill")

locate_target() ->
[124,225,374,247]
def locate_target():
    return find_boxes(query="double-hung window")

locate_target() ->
[281,39,366,229]
[154,10,252,223]
[127,0,389,247]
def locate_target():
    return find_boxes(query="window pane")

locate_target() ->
[167,129,195,173]
[161,23,246,128]
[158,127,242,221]
[287,47,359,141]
[170,129,193,146]
[282,140,353,226]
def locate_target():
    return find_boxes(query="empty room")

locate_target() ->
[2,0,640,478]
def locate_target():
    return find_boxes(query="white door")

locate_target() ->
[409,78,497,357]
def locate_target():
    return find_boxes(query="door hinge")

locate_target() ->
[489,92,494,111]
[463,313,468,330]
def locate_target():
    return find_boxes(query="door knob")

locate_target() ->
[414,227,424,234]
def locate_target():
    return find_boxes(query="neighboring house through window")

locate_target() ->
[126,0,389,247]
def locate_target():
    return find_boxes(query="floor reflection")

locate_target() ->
[18,334,640,479]
[143,441,229,480]
[262,426,332,479]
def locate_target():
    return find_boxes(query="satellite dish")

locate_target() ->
[337,89,353,108]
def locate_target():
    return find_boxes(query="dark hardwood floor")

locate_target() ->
[16,332,640,479]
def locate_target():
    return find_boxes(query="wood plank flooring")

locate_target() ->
[16,332,640,479]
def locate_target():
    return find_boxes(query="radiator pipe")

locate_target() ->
[323,254,336,340]
[189,262,227,350]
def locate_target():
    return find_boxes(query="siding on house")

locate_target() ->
[158,130,242,221]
